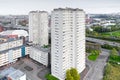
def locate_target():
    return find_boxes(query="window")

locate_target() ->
[55,22,58,24]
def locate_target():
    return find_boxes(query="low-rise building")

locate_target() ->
[0,67,26,80]
[24,46,31,55]
[0,48,21,67]
[0,36,30,67]
[0,30,28,38]
[30,44,50,66]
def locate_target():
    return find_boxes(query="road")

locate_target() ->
[86,37,120,47]
[83,49,110,80]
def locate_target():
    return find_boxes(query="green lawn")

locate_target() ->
[88,50,100,61]
[103,52,120,80]
[103,63,120,80]
[101,30,120,37]
[88,54,99,61]
[45,74,59,80]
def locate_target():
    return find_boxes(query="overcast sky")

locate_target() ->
[0,0,120,15]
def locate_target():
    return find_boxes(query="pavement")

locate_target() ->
[38,68,50,80]
[11,58,50,80]
[86,37,120,47]
[83,49,110,80]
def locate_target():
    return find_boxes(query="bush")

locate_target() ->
[88,55,98,61]
[101,44,113,50]
[88,50,100,61]
[43,44,50,48]
[109,55,120,63]
[102,44,120,51]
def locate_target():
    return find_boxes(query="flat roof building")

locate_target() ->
[0,36,30,67]
[51,8,86,80]
[29,11,49,46]
[0,67,26,80]
[30,44,50,66]
[0,30,28,37]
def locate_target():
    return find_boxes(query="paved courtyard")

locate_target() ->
[0,58,50,80]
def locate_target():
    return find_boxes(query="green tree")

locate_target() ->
[110,48,118,56]
[66,69,74,80]
[66,68,80,80]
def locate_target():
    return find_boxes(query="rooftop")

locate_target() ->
[0,67,25,80]
[0,67,16,77]
[29,11,48,13]
[8,70,25,79]
[32,44,50,53]
[53,8,84,11]
[0,30,28,37]
[0,36,22,44]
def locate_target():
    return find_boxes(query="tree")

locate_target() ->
[110,48,118,56]
[66,69,74,80]
[66,70,70,80]
[66,68,80,80]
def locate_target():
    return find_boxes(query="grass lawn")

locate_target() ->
[101,30,120,37]
[103,53,120,80]
[45,74,59,80]
[103,63,120,80]
[88,50,100,61]
[88,54,99,61]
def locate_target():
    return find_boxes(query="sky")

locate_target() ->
[0,0,120,15]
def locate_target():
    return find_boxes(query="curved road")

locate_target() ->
[84,49,110,80]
